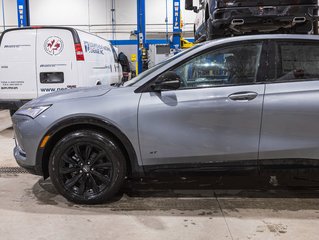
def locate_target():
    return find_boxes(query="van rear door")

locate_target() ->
[110,44,122,84]
[0,29,37,100]
[36,28,78,95]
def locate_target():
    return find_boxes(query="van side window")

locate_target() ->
[275,41,319,82]
[171,43,262,89]
[40,72,64,84]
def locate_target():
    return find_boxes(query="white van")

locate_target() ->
[0,26,122,113]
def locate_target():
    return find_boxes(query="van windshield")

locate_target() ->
[124,43,204,87]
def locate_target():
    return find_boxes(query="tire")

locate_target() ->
[49,130,126,204]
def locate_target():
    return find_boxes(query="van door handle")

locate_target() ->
[228,92,258,101]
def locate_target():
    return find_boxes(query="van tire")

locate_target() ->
[49,130,126,204]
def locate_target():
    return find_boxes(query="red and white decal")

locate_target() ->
[44,36,64,56]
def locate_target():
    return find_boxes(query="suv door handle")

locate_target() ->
[228,92,258,101]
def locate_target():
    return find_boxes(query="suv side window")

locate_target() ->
[275,41,319,82]
[172,42,263,89]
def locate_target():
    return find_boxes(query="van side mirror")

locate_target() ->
[152,71,181,91]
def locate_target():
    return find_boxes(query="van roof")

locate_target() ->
[0,26,81,46]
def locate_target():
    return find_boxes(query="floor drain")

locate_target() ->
[0,167,29,174]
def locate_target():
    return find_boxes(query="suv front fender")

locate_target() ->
[36,116,144,179]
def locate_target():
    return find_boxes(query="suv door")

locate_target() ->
[138,41,267,167]
[259,40,319,164]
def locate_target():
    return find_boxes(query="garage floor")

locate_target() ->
[1,110,319,240]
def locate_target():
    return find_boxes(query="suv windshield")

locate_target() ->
[124,43,205,87]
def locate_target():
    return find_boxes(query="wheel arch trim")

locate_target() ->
[36,116,144,179]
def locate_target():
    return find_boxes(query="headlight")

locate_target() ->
[16,105,51,119]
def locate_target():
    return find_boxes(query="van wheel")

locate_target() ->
[49,130,126,204]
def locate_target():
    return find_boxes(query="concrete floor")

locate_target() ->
[0,110,16,168]
[1,110,319,240]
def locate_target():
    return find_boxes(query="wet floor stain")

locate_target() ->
[25,175,319,214]
[256,221,288,236]
[2,173,319,217]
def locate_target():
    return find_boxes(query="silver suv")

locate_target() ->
[12,35,319,204]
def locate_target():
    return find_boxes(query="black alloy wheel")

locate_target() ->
[49,130,126,204]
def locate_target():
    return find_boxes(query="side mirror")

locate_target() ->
[152,71,181,91]
[185,0,194,10]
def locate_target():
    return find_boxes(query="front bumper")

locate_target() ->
[212,5,318,33]
[14,145,41,175]
[12,114,45,176]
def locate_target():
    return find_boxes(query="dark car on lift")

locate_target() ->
[186,0,319,41]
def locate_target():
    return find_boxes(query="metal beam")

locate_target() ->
[110,38,194,46]
[17,0,30,27]
[111,40,138,46]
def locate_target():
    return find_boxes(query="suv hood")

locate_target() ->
[24,86,113,107]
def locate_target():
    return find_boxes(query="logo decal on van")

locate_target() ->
[44,37,64,56]
[83,41,111,55]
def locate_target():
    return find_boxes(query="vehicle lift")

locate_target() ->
[136,0,184,74]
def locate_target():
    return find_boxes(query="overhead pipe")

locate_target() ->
[88,0,91,32]
[111,0,116,40]
[2,0,5,30]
